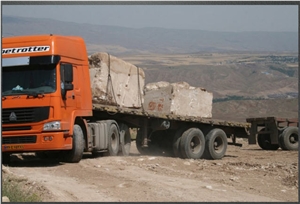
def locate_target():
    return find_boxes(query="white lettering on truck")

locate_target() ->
[2,46,50,55]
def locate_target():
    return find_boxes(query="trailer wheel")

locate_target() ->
[257,128,279,150]
[203,128,228,160]
[106,123,120,156]
[179,128,205,159]
[172,127,187,158]
[279,127,298,151]
[118,124,131,156]
[278,128,288,150]
[2,153,11,165]
[64,124,85,163]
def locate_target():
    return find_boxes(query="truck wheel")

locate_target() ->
[172,127,187,158]
[64,124,85,163]
[2,153,11,165]
[257,128,279,150]
[119,124,131,156]
[179,128,205,159]
[279,127,298,151]
[106,123,120,156]
[202,128,228,160]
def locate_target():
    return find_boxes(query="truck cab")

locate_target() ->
[2,34,93,163]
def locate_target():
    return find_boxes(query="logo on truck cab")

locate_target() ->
[9,112,17,121]
[2,46,50,55]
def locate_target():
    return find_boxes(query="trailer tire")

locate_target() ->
[172,127,187,158]
[106,123,120,156]
[2,153,11,165]
[119,124,131,156]
[64,124,85,163]
[279,127,298,151]
[257,128,279,150]
[203,128,228,160]
[179,128,205,159]
[279,128,288,150]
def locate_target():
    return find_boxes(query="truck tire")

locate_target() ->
[257,128,279,150]
[172,127,187,158]
[179,128,205,159]
[106,123,120,156]
[2,153,11,165]
[202,128,228,160]
[279,127,298,151]
[64,124,85,163]
[118,124,131,156]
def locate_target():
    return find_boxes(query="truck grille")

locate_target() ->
[2,126,32,131]
[2,136,37,144]
[2,107,49,124]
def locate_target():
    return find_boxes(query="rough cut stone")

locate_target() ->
[2,196,10,202]
[89,52,145,108]
[143,81,213,118]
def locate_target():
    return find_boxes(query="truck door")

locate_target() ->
[72,65,82,109]
[60,63,76,108]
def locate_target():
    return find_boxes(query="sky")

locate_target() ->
[1,3,298,32]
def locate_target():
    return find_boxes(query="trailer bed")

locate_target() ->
[93,104,249,127]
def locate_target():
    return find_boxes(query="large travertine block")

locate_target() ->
[143,81,213,118]
[89,52,145,108]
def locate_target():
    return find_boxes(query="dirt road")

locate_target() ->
[2,139,298,202]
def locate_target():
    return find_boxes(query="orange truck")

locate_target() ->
[1,34,297,164]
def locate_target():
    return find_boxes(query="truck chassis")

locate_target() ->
[87,104,251,160]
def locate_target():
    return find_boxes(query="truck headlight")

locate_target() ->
[43,121,61,131]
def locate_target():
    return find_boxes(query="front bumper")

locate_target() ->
[2,131,72,153]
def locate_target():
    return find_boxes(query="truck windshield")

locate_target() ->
[2,64,56,96]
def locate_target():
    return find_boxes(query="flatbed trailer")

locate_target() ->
[247,117,298,151]
[89,104,250,159]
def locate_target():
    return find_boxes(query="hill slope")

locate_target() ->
[212,98,298,122]
[2,15,298,54]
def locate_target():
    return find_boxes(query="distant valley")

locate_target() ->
[120,52,298,100]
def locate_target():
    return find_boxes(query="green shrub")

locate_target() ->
[2,175,42,202]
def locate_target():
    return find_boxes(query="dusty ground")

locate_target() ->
[2,139,298,202]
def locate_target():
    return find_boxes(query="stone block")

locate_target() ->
[143,81,213,118]
[89,52,145,108]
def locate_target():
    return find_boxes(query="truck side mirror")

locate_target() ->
[60,63,74,100]
[64,64,73,83]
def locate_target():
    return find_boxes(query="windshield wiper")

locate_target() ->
[26,92,45,99]
[2,96,7,100]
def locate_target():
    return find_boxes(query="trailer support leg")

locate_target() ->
[142,119,148,148]
[269,121,279,144]
[249,122,257,145]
